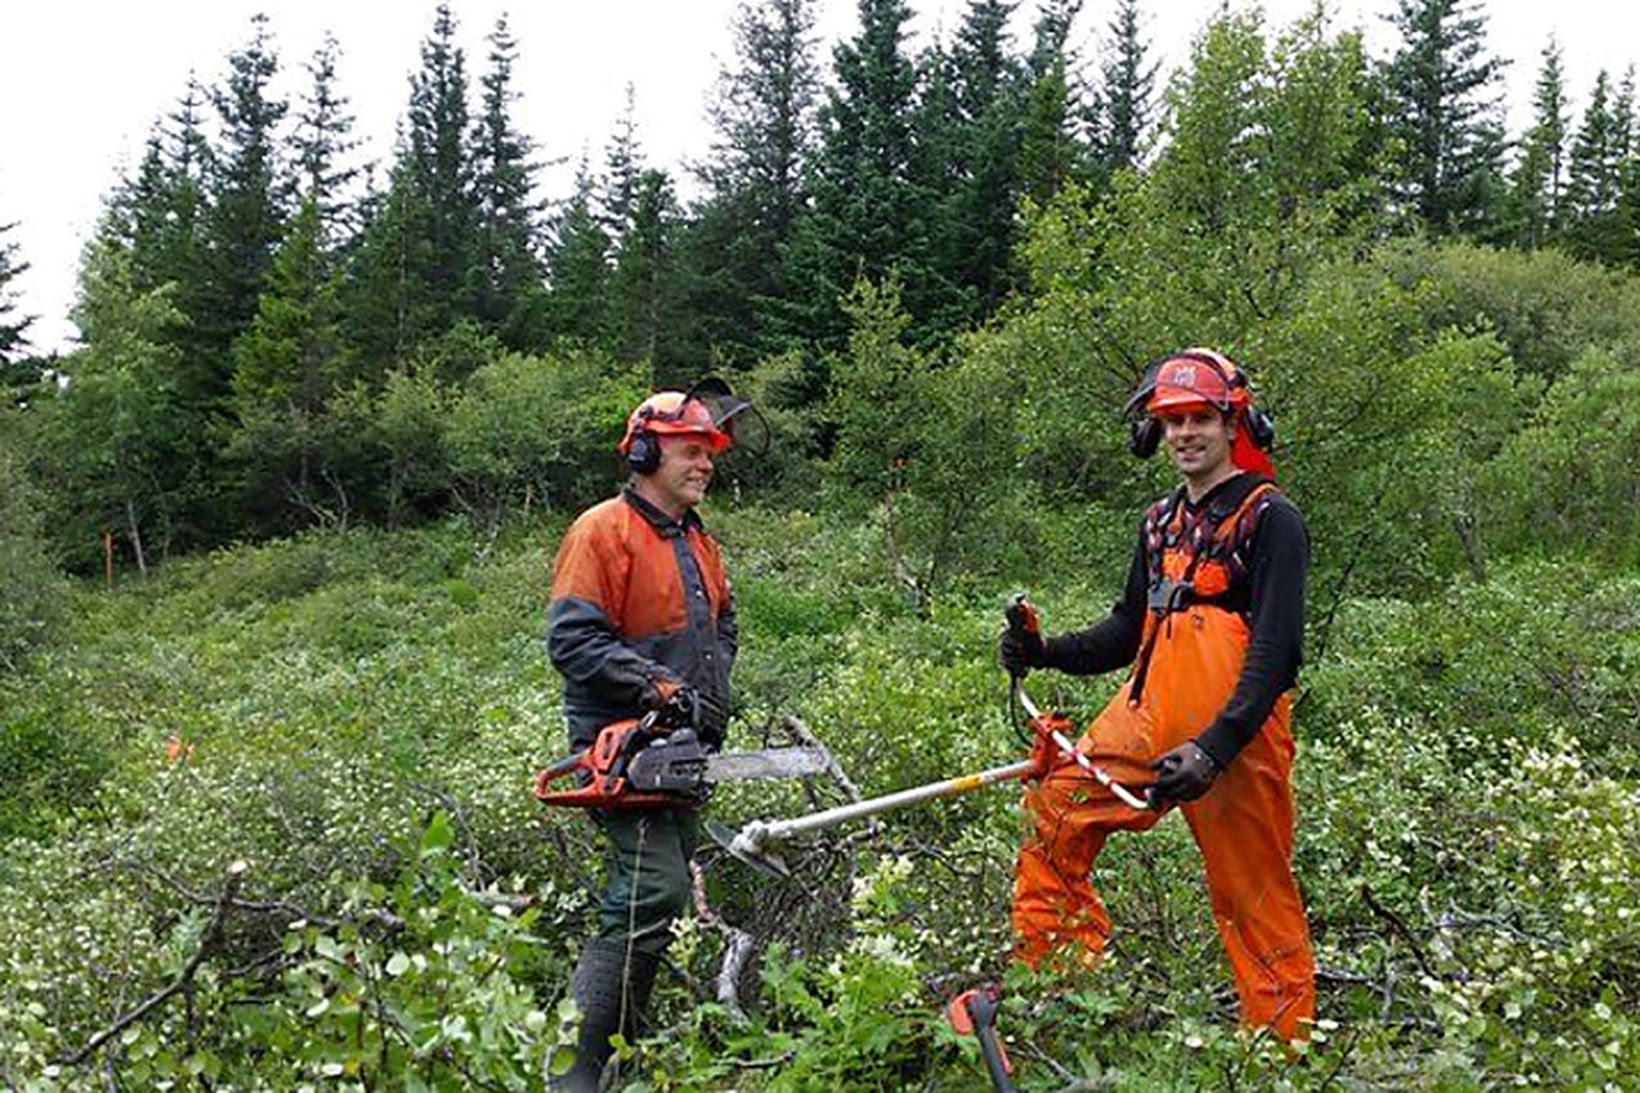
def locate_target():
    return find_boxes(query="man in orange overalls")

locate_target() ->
[1001,348,1316,1040]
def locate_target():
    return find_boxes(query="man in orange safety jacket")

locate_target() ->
[547,381,748,1091]
[1000,348,1316,1040]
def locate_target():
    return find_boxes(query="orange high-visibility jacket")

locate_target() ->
[547,488,736,748]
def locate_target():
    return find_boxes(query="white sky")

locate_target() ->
[2,1,1635,355]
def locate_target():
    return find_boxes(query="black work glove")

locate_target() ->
[1149,740,1221,804]
[999,628,1047,678]
[647,679,700,730]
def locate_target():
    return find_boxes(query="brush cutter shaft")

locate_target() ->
[748,758,1041,843]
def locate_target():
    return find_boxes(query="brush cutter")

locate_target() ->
[534,712,833,809]
[708,595,1153,877]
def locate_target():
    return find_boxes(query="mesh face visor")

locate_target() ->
[679,377,769,458]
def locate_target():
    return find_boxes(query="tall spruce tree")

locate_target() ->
[0,221,40,402]
[344,161,440,372]
[469,15,548,349]
[1618,152,1640,271]
[778,0,945,355]
[0,222,35,366]
[105,84,214,392]
[1614,69,1640,268]
[612,169,683,378]
[1098,0,1157,172]
[405,2,479,330]
[204,14,290,377]
[934,0,1026,321]
[1563,70,1625,262]
[1508,40,1568,249]
[688,0,819,363]
[545,160,614,346]
[292,33,363,242]
[345,4,482,370]
[1018,0,1087,206]
[601,85,643,236]
[1382,0,1508,235]
[229,37,362,533]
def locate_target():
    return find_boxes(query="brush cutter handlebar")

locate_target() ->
[1007,593,1155,811]
[1014,685,1154,811]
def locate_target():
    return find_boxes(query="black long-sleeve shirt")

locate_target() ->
[1039,474,1308,768]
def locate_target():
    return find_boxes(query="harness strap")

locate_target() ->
[1128,476,1273,709]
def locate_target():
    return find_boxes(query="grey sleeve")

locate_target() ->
[546,596,677,707]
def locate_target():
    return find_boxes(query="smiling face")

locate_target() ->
[637,433,717,518]
[1159,406,1236,497]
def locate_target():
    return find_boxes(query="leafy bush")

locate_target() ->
[1482,349,1640,565]
[0,430,65,672]
[445,349,644,535]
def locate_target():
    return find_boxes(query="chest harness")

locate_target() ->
[1127,475,1276,707]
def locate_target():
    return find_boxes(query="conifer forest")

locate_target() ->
[2,0,1638,1088]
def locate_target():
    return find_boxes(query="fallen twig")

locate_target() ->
[61,861,248,1066]
[1360,885,1437,982]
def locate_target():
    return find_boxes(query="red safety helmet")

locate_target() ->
[617,390,732,457]
[1147,348,1250,415]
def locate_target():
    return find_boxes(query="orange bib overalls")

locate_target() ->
[1012,483,1316,1040]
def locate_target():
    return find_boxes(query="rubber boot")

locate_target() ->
[549,937,662,1093]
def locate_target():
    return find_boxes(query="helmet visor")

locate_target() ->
[683,377,769,457]
[641,378,769,457]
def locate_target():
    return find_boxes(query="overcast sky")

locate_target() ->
[2,0,1635,354]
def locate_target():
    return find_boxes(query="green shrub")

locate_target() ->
[0,432,66,672]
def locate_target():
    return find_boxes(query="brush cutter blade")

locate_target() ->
[705,819,791,878]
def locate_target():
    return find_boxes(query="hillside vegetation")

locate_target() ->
[2,499,1638,1089]
[3,3,1640,1089]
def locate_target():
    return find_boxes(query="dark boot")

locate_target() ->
[549,937,662,1093]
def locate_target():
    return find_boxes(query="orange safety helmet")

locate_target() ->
[1125,348,1277,478]
[1147,348,1250,414]
[618,390,733,457]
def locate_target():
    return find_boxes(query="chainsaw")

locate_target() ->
[534,712,833,809]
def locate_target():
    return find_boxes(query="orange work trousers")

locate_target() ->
[1012,606,1316,1041]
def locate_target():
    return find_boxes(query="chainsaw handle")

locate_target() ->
[539,747,587,784]
[539,708,661,787]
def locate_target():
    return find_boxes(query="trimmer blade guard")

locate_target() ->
[706,819,791,879]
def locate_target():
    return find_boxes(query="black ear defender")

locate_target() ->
[1240,401,1276,451]
[1130,416,1164,458]
[625,423,661,475]
[1122,351,1276,458]
[1123,356,1167,458]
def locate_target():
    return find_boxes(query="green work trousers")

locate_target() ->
[593,807,699,956]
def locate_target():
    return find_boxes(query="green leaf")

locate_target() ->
[420,811,454,858]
